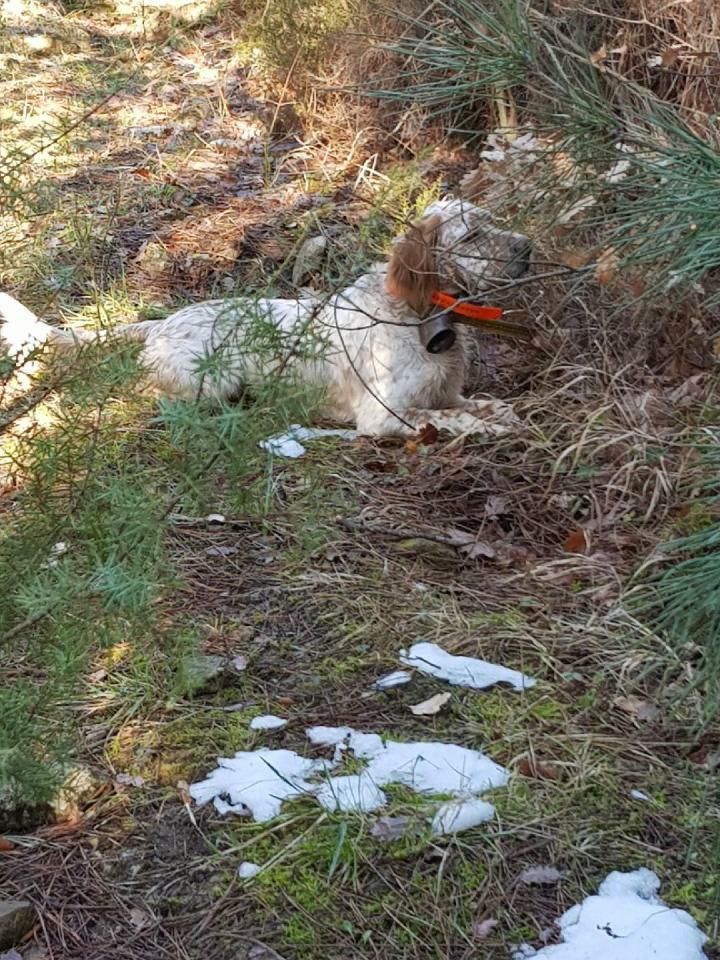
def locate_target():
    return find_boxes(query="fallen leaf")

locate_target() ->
[564,529,589,554]
[520,865,564,885]
[176,780,191,805]
[133,167,152,179]
[370,816,411,841]
[115,773,145,788]
[595,247,619,285]
[445,528,475,546]
[561,248,590,270]
[590,43,608,65]
[445,528,497,556]
[231,655,248,672]
[0,836,16,852]
[417,423,439,446]
[461,540,496,560]
[517,757,561,780]
[410,691,452,716]
[87,669,107,683]
[129,907,151,930]
[484,495,510,519]
[247,944,289,960]
[613,695,659,722]
[404,439,418,455]
[472,918,499,940]
[661,46,681,68]
[205,545,238,557]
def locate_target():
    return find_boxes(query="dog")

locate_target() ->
[0,198,531,438]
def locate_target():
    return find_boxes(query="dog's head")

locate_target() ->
[386,197,531,315]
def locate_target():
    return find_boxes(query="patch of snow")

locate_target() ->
[431,798,496,835]
[259,424,358,458]
[192,727,507,824]
[372,669,412,690]
[188,748,332,821]
[511,868,708,959]
[250,715,288,731]
[238,861,261,879]
[399,641,535,691]
[315,774,387,813]
[308,726,508,808]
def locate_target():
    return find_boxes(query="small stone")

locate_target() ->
[0,900,35,950]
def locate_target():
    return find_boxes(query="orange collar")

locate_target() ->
[431,291,503,322]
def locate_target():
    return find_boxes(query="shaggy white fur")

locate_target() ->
[0,198,530,438]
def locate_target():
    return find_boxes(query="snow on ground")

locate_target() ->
[188,748,331,821]
[259,425,357,458]
[190,726,507,831]
[249,714,288,730]
[372,669,413,690]
[513,868,708,960]
[400,641,536,691]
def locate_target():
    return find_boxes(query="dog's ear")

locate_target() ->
[386,213,442,315]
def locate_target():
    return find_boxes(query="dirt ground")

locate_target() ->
[1,2,719,959]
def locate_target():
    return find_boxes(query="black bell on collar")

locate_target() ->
[418,308,456,354]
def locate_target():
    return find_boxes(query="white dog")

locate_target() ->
[0,198,530,437]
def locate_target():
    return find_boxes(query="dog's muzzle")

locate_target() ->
[419,309,456,354]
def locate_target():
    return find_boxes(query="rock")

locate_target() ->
[178,654,245,695]
[292,236,328,286]
[179,654,227,694]
[51,766,99,820]
[0,900,34,951]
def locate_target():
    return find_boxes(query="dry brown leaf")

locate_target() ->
[561,248,589,270]
[176,780,192,805]
[517,757,561,780]
[410,691,452,716]
[564,529,589,554]
[595,248,619,285]
[417,423,440,446]
[661,47,681,68]
[613,695,659,722]
[0,836,16,852]
[590,44,608,65]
